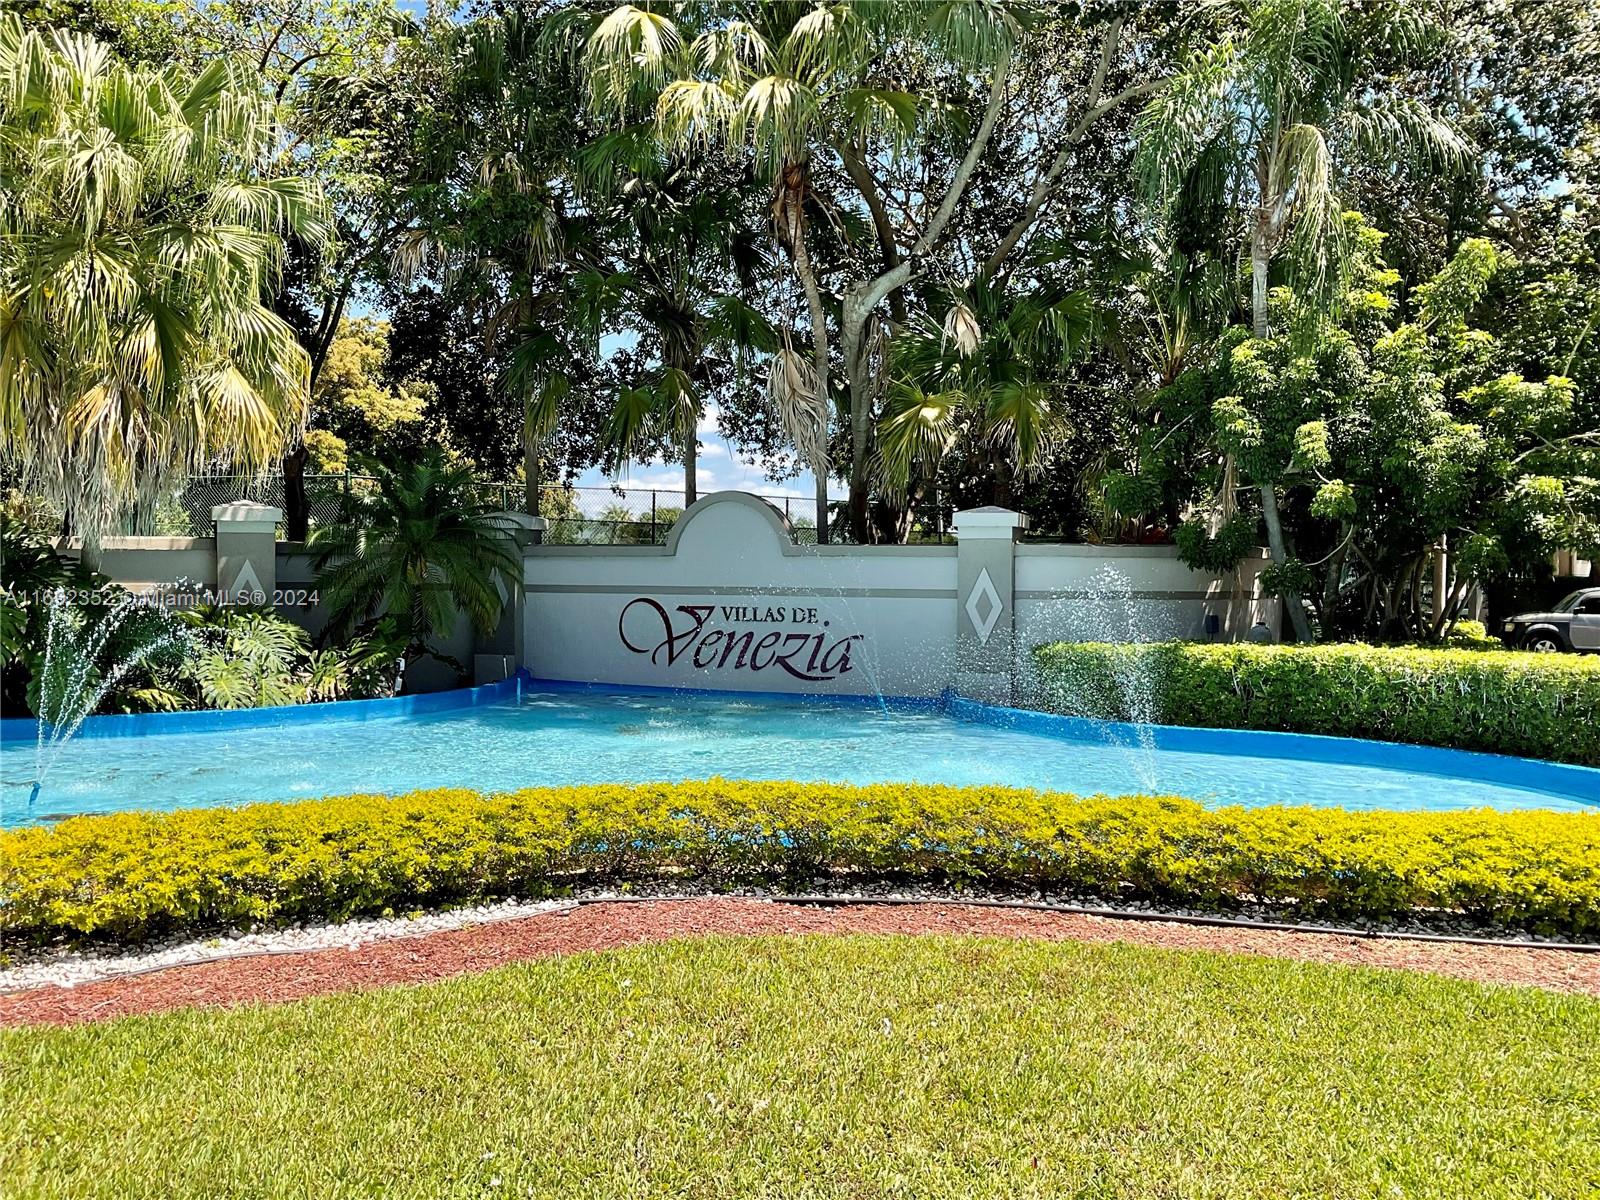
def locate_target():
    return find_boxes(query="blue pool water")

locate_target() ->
[1,687,1593,825]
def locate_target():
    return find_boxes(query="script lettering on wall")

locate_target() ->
[618,597,862,682]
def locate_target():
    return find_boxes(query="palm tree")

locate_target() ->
[875,283,1093,509]
[0,16,329,565]
[309,451,521,672]
[580,2,1021,542]
[1133,0,1465,639]
[583,166,776,507]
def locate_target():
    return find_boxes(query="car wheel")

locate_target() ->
[1524,629,1566,653]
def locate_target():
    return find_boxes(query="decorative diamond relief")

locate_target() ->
[965,566,1004,645]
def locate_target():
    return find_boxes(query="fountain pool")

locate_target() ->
[1,680,1595,826]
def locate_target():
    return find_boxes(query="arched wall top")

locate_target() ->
[661,490,795,556]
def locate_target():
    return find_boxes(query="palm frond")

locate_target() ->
[985,380,1051,474]
[767,345,827,471]
[586,4,681,113]
[876,383,962,497]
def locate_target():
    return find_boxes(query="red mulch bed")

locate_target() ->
[4,899,1597,1028]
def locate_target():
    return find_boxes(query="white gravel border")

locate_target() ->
[0,898,579,993]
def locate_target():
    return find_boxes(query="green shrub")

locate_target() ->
[1440,619,1503,651]
[1031,641,1600,765]
[2,781,1596,944]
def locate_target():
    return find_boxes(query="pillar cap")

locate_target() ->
[952,506,1028,538]
[211,501,281,530]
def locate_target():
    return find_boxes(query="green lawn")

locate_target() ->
[5,936,1597,1199]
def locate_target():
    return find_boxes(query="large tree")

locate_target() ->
[0,14,327,562]
[580,2,1165,542]
[91,0,446,538]
[1134,0,1466,639]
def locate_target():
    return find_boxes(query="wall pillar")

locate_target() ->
[476,512,546,684]
[212,502,280,604]
[952,506,1028,704]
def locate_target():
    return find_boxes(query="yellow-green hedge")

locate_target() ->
[3,781,1596,943]
[1031,641,1600,765]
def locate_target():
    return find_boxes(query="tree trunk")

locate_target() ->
[77,516,103,573]
[846,468,871,544]
[1322,524,1349,633]
[832,52,1015,547]
[1428,535,1449,637]
[283,442,309,542]
[841,313,874,544]
[684,431,697,508]
[281,278,351,543]
[1251,244,1271,339]
[791,233,832,544]
[1259,482,1313,643]
[994,451,1016,510]
[524,437,541,516]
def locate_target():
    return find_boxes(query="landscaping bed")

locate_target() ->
[1031,640,1600,764]
[4,780,1597,945]
[5,929,1596,1198]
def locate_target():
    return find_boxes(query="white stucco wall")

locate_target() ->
[521,493,1277,699]
[66,491,1277,702]
[523,493,958,697]
[1014,544,1277,647]
[62,537,217,591]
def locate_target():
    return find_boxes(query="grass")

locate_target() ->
[4,935,1598,1199]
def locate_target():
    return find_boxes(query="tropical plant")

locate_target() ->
[1148,217,1599,641]
[578,1,1119,542]
[0,517,186,718]
[874,284,1093,511]
[1134,0,1468,638]
[137,602,403,711]
[98,0,440,539]
[309,450,521,668]
[0,15,330,563]
[566,149,774,505]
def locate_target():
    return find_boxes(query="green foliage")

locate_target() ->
[0,521,399,716]
[1033,640,1600,765]
[0,518,185,716]
[163,604,401,710]
[310,449,522,659]
[1258,557,1318,599]
[1439,619,1503,651]
[4,779,1597,944]
[309,318,432,462]
[1100,471,1165,521]
[0,14,328,557]
[1152,215,1598,641]
[1173,514,1257,572]
[1310,477,1356,519]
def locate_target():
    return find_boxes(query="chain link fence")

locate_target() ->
[172,475,953,545]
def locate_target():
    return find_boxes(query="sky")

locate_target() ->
[570,402,838,506]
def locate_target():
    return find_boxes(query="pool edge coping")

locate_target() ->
[944,694,1600,806]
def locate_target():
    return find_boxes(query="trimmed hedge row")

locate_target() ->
[1031,641,1600,765]
[2,780,1596,944]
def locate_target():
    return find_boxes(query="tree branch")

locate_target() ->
[979,21,1167,281]
[835,136,908,326]
[847,46,1014,325]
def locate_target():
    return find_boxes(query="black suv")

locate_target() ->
[1501,587,1600,653]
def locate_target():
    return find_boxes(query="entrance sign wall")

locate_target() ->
[522,492,1275,702]
[53,490,1275,704]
